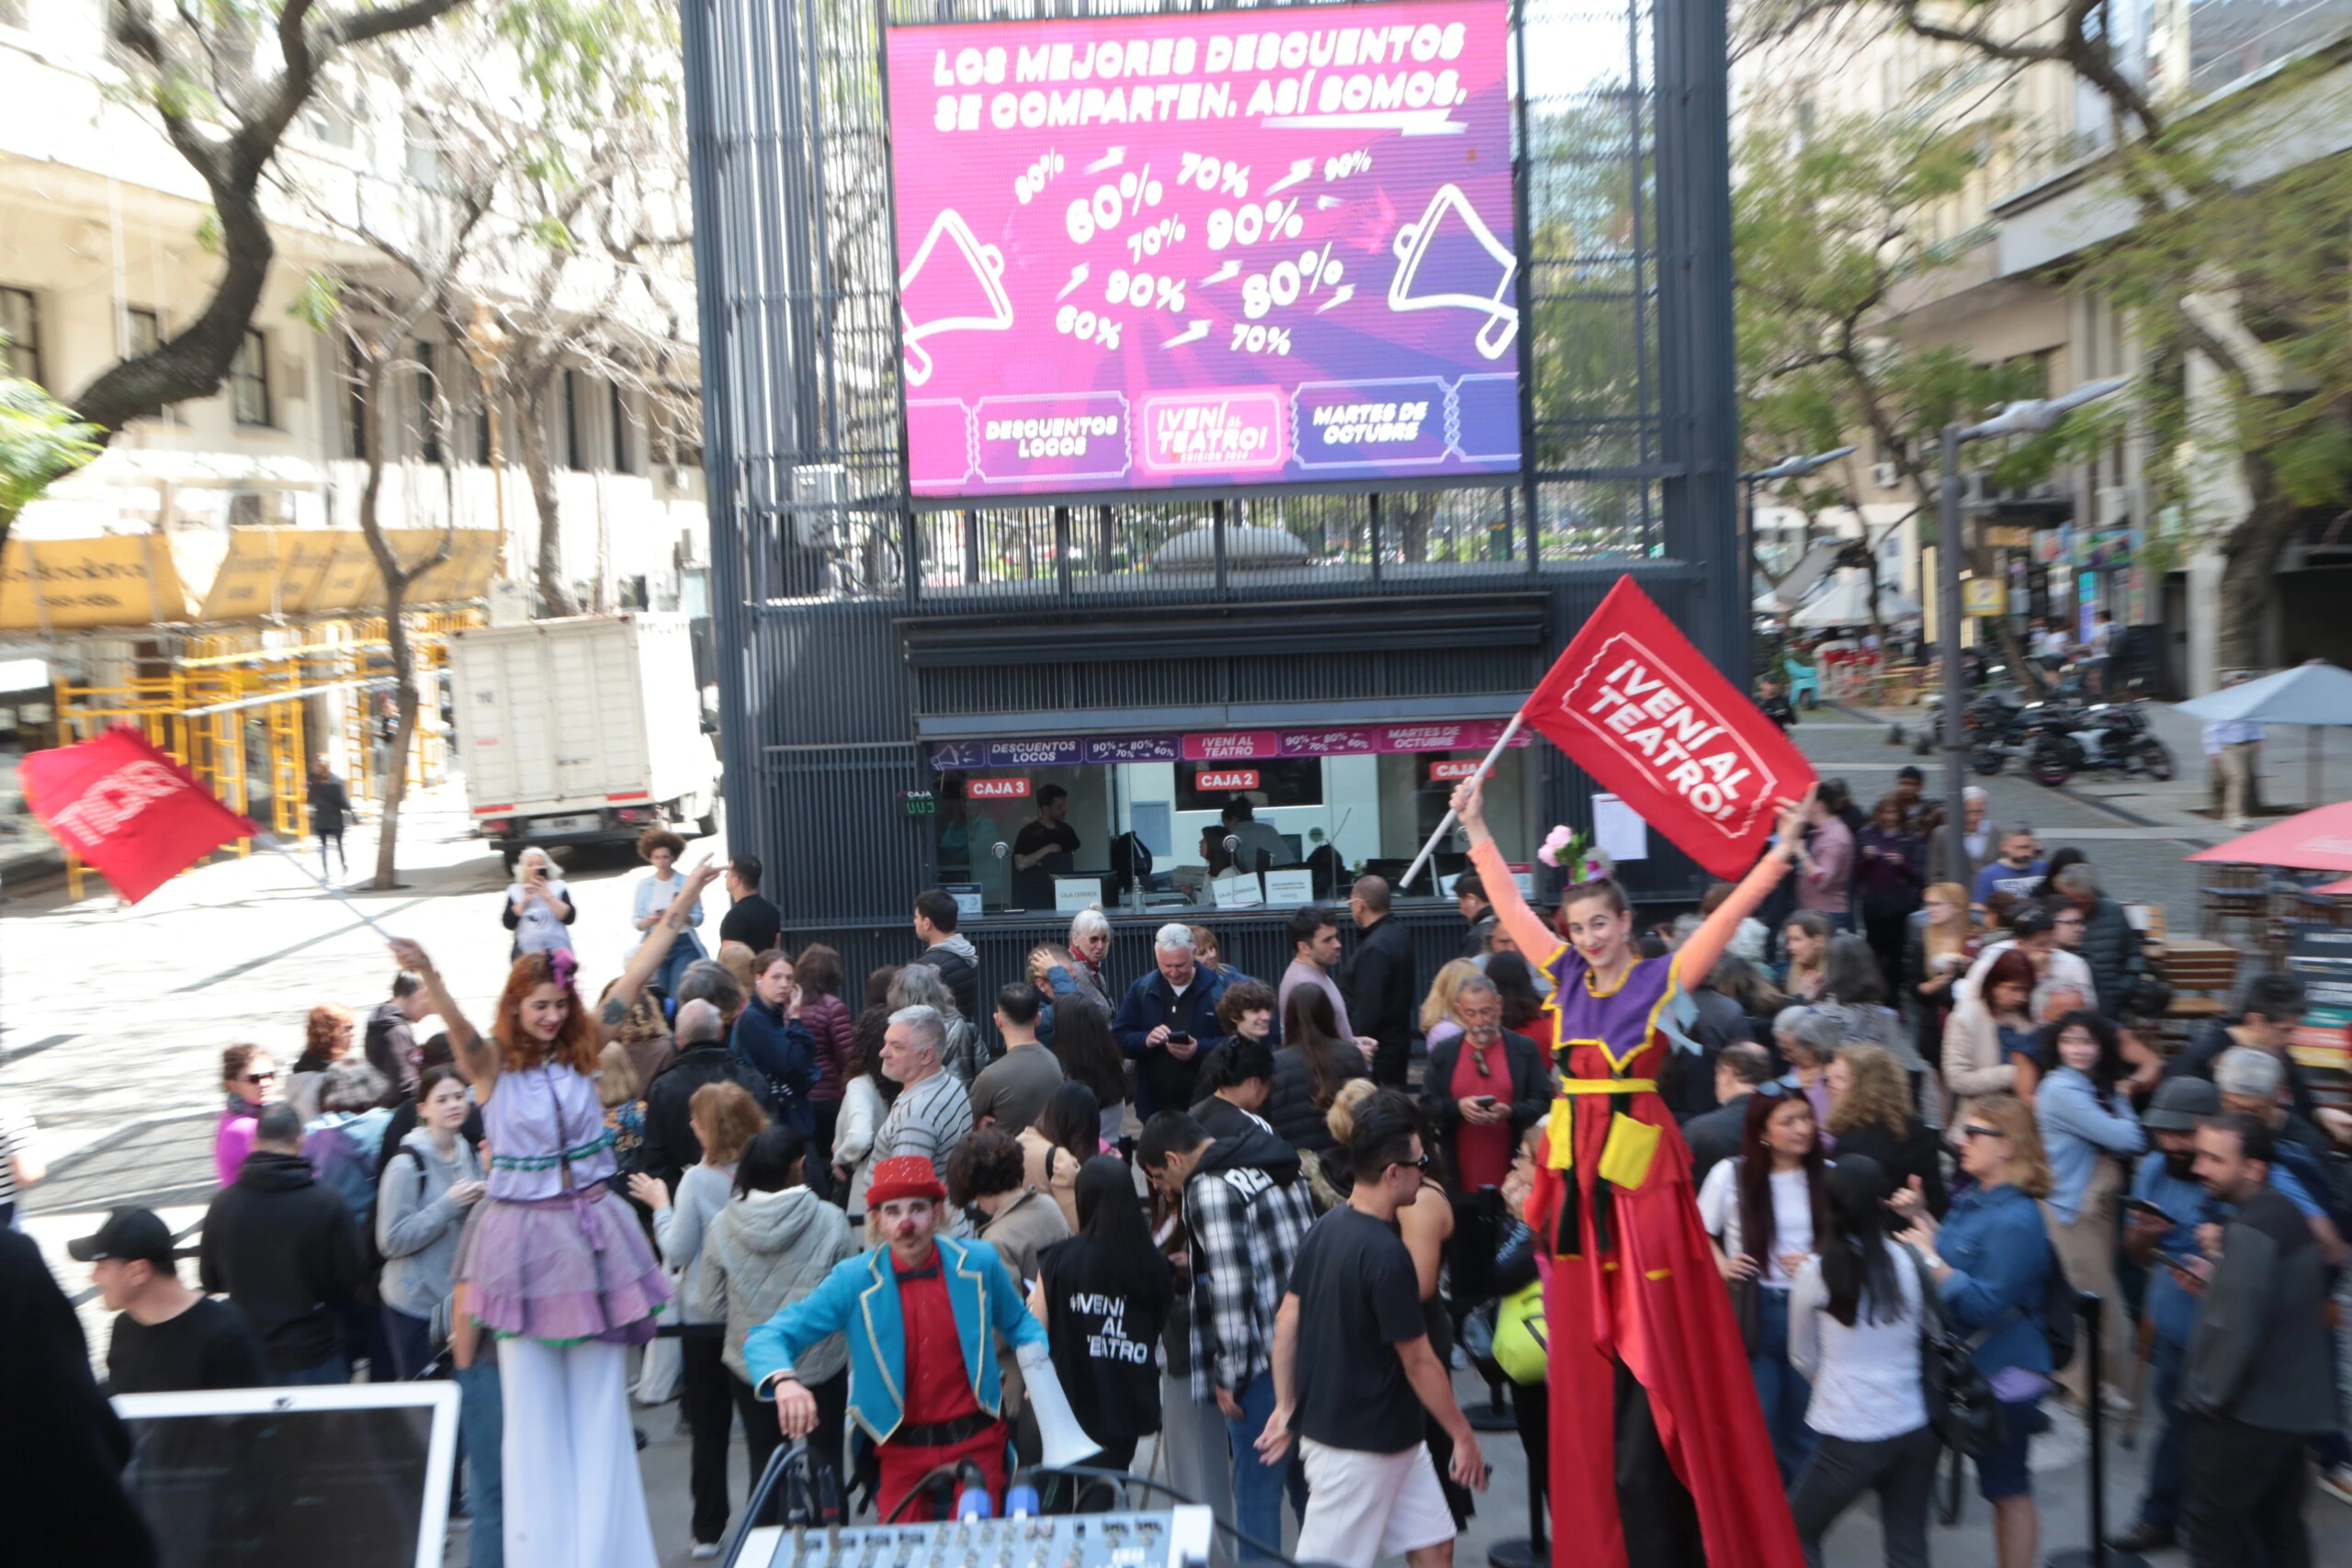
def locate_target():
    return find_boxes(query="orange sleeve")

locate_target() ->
[1470,838,1564,968]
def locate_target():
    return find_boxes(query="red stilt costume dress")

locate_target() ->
[1469,839,1803,1568]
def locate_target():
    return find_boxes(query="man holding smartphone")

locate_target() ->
[1113,923,1233,1119]
[2111,1076,2222,1553]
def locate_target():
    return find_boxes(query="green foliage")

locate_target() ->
[491,0,678,116]
[0,340,102,532]
[289,272,344,334]
[1736,107,2043,515]
[2089,138,2352,527]
[195,209,222,255]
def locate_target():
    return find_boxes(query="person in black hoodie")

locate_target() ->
[1343,875,1418,1088]
[1137,1109,1319,1560]
[1034,1156,1175,1472]
[198,1104,366,1383]
[1191,1036,1278,1142]
[639,999,774,1193]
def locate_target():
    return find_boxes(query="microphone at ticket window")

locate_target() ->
[899,208,1014,386]
[1386,183,1520,361]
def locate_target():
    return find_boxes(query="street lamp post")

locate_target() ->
[1740,446,1857,613]
[1936,378,2128,885]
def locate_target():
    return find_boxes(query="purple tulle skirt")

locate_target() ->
[457,1185,671,1346]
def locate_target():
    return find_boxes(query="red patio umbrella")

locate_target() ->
[2188,802,2352,874]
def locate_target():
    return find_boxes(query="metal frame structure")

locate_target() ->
[681,0,1740,967]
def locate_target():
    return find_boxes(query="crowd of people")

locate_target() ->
[14,781,2352,1568]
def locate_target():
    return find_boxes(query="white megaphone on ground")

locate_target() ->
[1015,1342,1102,1468]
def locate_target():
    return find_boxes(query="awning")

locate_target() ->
[2176,660,2352,727]
[2188,803,2352,872]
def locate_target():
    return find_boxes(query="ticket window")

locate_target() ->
[932,745,1534,918]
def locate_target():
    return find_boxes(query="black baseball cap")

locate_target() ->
[67,1207,177,1269]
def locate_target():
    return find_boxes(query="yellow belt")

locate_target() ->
[1547,1079,1663,1186]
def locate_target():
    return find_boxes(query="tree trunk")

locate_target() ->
[2216,455,2298,675]
[374,582,420,891]
[513,374,577,616]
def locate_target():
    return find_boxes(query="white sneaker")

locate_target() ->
[691,1543,721,1560]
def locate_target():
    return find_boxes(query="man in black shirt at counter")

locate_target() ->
[72,1207,266,1394]
[1011,784,1080,909]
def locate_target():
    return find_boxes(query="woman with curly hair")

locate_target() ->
[1826,1043,1946,1216]
[632,827,707,1002]
[287,1003,356,1122]
[390,853,718,1568]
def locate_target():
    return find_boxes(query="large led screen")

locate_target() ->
[886,1,1521,499]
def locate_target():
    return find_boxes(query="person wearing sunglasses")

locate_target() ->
[1894,1095,2059,1568]
[214,1043,277,1187]
[1450,773,1817,1568]
[1418,973,1549,1199]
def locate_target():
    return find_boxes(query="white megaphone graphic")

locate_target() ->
[1386,184,1519,361]
[1015,1341,1102,1469]
[899,208,1015,387]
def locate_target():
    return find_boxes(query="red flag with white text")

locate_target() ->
[17,726,258,902]
[1523,576,1815,879]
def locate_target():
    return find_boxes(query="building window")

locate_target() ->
[564,369,587,471]
[303,81,356,148]
[0,287,41,386]
[342,339,368,458]
[609,382,630,472]
[416,340,444,464]
[121,308,166,421]
[230,329,273,427]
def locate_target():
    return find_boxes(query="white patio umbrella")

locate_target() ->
[2177,660,2352,809]
[1788,569,1920,628]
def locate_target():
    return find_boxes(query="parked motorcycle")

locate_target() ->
[2026,701,2175,786]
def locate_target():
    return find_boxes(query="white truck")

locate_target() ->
[448,613,721,869]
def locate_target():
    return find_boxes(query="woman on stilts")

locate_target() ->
[390,856,720,1568]
[1450,775,1810,1568]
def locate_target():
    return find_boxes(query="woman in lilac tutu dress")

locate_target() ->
[390,855,718,1568]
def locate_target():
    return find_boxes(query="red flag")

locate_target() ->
[1524,576,1815,879]
[17,726,258,902]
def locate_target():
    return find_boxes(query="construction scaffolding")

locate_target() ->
[49,609,481,897]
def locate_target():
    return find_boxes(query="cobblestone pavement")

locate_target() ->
[8,714,2349,1568]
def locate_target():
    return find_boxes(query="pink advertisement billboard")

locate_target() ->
[885,1,1520,499]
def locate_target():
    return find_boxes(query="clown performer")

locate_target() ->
[746,1155,1079,1520]
[1451,774,1812,1568]
[387,855,719,1568]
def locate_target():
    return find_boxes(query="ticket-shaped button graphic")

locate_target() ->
[972,392,1133,486]
[1292,378,1451,468]
[1136,388,1289,474]
[906,400,976,491]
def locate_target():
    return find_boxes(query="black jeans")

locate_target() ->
[682,1332,738,1545]
[2183,1415,2311,1568]
[1786,1425,1939,1568]
[729,1366,849,1525]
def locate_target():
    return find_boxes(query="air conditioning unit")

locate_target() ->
[788,463,848,548]
[1871,462,1900,490]
[2097,486,2132,527]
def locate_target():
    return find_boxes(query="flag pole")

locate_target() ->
[255,834,404,943]
[1399,710,1527,893]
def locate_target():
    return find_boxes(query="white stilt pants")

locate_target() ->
[498,1337,659,1568]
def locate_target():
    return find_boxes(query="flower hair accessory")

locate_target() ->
[548,949,579,989]
[1537,825,1613,884]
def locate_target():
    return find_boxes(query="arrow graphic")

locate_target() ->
[1085,146,1125,173]
[1265,158,1314,195]
[1314,284,1356,313]
[1160,320,1211,349]
[1201,260,1241,286]
[1057,264,1091,300]
[1317,195,1346,209]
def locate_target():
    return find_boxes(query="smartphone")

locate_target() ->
[1166,1031,1193,1046]
[2121,1196,2175,1225]
[2150,1247,2199,1275]
[1475,1096,1500,1110]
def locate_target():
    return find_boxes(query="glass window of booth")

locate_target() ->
[930,741,1533,918]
